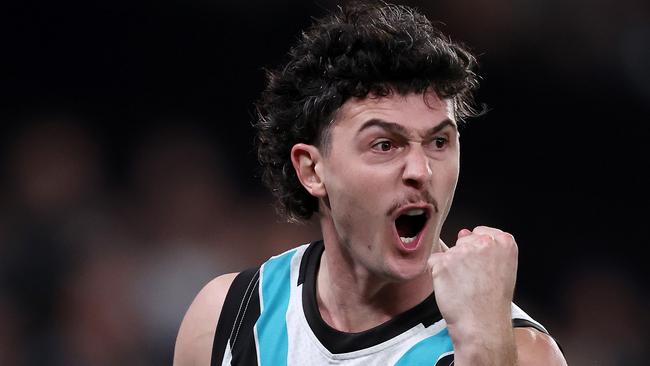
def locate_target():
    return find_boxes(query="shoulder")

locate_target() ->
[514,327,567,366]
[173,272,238,366]
[510,303,567,365]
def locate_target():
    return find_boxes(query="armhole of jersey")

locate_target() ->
[512,319,566,356]
[512,318,548,335]
[211,267,261,366]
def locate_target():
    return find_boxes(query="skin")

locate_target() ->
[174,90,567,365]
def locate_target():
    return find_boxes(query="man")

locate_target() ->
[175,2,567,365]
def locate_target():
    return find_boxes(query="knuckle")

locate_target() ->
[473,225,489,233]
[477,234,493,245]
[474,225,501,233]
[497,232,514,243]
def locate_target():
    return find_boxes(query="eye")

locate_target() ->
[371,140,395,152]
[432,136,448,150]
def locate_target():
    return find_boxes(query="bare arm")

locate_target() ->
[515,327,567,366]
[174,273,238,366]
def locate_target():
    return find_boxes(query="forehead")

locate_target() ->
[333,91,455,133]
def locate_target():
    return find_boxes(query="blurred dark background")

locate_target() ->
[1,0,648,365]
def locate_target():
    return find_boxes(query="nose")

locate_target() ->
[402,144,432,190]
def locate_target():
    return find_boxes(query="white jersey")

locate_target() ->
[211,241,550,366]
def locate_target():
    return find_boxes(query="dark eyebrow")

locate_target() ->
[357,118,457,137]
[424,119,457,138]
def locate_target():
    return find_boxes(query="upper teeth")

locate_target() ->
[404,208,425,216]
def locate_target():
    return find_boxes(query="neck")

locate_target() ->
[316,215,433,333]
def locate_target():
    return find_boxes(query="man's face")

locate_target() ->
[319,90,459,281]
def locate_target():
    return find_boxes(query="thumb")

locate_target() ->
[439,238,450,252]
[428,251,445,272]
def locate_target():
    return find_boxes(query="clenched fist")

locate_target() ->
[429,226,519,365]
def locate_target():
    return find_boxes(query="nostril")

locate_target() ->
[403,177,423,190]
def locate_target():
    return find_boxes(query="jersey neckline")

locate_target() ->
[298,240,443,354]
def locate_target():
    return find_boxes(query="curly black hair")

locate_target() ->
[255,1,480,223]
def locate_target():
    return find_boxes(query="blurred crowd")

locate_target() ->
[0,120,320,365]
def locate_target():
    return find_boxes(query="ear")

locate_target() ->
[290,143,326,198]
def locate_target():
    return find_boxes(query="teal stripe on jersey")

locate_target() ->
[394,328,453,366]
[255,249,297,366]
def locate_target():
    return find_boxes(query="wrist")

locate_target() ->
[447,319,517,366]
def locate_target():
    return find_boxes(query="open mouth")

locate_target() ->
[394,208,428,249]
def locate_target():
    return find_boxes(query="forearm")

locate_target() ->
[448,320,517,366]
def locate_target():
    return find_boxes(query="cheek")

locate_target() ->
[326,156,387,199]
[446,164,460,189]
[324,164,389,233]
[327,168,379,216]
[435,161,460,205]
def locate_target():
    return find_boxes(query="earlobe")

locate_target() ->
[290,143,326,198]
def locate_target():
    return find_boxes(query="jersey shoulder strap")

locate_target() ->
[211,266,261,366]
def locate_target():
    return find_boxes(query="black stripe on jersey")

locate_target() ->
[301,240,443,354]
[297,241,311,286]
[211,267,261,366]
[512,318,548,335]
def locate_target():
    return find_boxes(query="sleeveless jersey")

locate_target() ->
[211,241,551,366]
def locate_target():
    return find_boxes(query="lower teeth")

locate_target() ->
[400,236,415,243]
